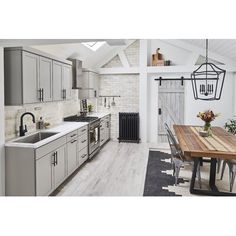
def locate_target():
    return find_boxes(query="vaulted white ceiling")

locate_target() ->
[181,39,236,62]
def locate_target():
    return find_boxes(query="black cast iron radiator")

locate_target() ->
[118,112,140,143]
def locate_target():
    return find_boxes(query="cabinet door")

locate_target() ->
[63,64,72,100]
[39,57,53,102]
[67,139,78,175]
[53,61,63,101]
[22,51,40,104]
[87,72,98,98]
[54,145,66,188]
[36,153,53,196]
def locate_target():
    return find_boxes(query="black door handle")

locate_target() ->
[158,108,162,115]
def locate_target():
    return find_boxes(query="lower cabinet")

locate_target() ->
[100,115,111,146]
[67,138,78,175]
[78,146,88,167]
[36,144,66,196]
[36,152,53,196]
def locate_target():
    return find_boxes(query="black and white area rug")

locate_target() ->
[143,151,189,196]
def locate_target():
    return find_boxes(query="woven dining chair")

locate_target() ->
[164,123,202,187]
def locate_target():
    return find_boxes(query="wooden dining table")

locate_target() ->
[173,125,236,196]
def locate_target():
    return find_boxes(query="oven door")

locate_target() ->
[89,122,100,155]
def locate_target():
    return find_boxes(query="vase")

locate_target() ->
[203,122,212,136]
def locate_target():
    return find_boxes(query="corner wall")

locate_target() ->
[0,47,5,195]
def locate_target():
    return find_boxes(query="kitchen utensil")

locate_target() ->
[111,97,116,106]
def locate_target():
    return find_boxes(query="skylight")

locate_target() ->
[82,41,106,51]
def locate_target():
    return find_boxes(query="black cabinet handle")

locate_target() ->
[158,108,162,115]
[71,139,77,144]
[42,88,44,102]
[52,152,56,166]
[39,88,42,101]
[81,128,86,132]
[70,134,77,138]
[55,151,58,165]
[81,139,87,143]
[81,154,87,159]
[65,90,67,99]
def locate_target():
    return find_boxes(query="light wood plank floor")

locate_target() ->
[56,141,153,196]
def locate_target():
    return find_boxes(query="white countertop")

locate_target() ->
[87,112,111,119]
[5,112,111,149]
[5,122,88,149]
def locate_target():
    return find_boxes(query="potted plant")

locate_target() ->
[225,119,236,134]
[88,104,93,113]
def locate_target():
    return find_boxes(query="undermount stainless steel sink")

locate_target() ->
[13,132,59,144]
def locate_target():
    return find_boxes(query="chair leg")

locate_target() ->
[175,166,180,186]
[217,159,222,174]
[220,161,227,180]
[230,172,236,192]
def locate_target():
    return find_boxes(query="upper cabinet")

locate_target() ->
[4,47,72,105]
[78,71,99,99]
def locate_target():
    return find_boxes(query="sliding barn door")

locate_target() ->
[158,80,184,143]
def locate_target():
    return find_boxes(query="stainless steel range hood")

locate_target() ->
[68,58,83,89]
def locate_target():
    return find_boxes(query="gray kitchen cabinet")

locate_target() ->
[63,64,72,100]
[52,61,64,101]
[53,61,72,101]
[67,138,78,175]
[22,51,40,104]
[36,152,53,196]
[4,47,72,105]
[53,145,67,188]
[100,115,111,146]
[39,56,53,102]
[78,70,98,99]
[36,144,66,195]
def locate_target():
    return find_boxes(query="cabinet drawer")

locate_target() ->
[66,130,78,142]
[78,146,88,167]
[78,125,88,137]
[36,136,66,160]
[78,133,88,151]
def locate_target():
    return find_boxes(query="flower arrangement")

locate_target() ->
[197,110,219,134]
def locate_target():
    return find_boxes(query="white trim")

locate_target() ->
[118,51,130,68]
[98,67,139,75]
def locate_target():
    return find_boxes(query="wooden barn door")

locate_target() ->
[158,80,184,143]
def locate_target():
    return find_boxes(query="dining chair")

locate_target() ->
[164,123,201,187]
[220,160,236,192]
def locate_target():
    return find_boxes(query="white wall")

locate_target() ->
[0,47,5,195]
[148,39,192,66]
[184,72,235,127]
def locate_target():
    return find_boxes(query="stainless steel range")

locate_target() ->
[64,115,100,159]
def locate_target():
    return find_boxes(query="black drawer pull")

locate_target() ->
[81,139,87,143]
[71,140,77,144]
[81,128,86,132]
[81,154,87,159]
[70,134,77,138]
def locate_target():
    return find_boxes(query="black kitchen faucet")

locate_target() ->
[19,112,36,137]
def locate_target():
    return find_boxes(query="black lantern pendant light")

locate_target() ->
[191,39,226,100]
[155,39,226,101]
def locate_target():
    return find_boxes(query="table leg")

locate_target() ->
[189,157,236,196]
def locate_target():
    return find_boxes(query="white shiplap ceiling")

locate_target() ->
[181,39,236,62]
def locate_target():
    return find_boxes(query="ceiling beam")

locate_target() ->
[95,40,136,69]
[118,51,130,68]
